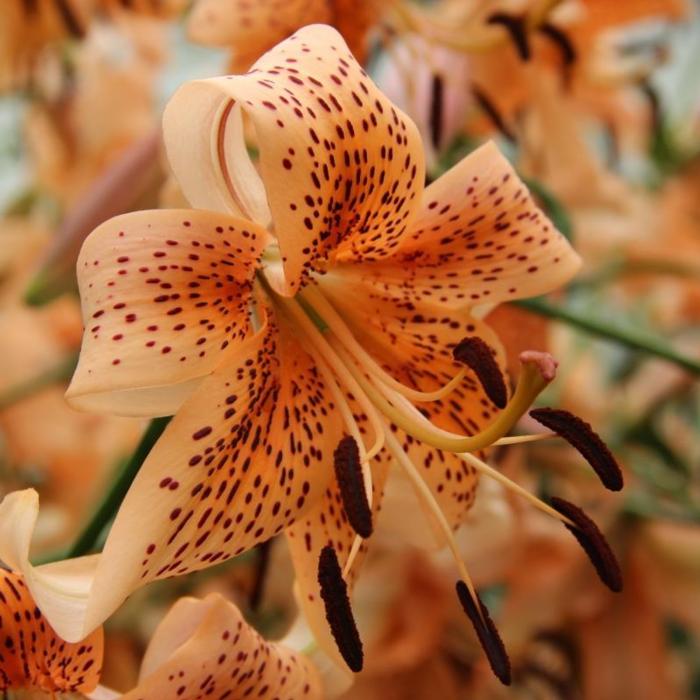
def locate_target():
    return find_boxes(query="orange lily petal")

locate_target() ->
[0,569,103,694]
[66,209,269,417]
[0,311,345,641]
[163,24,426,296]
[123,594,321,699]
[188,0,331,71]
[332,141,581,308]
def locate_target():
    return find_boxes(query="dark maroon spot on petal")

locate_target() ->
[453,337,508,409]
[192,427,212,440]
[318,546,363,673]
[529,408,623,491]
[550,497,623,593]
[456,581,511,685]
[333,436,372,538]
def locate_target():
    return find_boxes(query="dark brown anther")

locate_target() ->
[54,0,86,38]
[429,73,444,149]
[453,337,508,409]
[538,23,577,66]
[471,86,517,144]
[487,13,531,61]
[318,545,364,672]
[334,436,373,539]
[550,497,623,593]
[529,408,623,491]
[456,581,511,686]
[639,80,662,134]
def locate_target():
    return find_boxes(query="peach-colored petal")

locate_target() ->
[0,568,103,694]
[333,141,581,308]
[163,24,426,295]
[66,208,269,417]
[123,594,321,699]
[188,0,331,71]
[1,311,345,641]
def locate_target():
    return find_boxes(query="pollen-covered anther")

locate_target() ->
[334,436,373,539]
[529,408,623,491]
[538,23,577,66]
[550,497,623,593]
[519,351,559,382]
[487,12,531,61]
[318,545,364,673]
[455,581,511,686]
[453,337,508,409]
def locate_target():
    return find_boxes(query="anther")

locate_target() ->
[456,581,511,685]
[334,436,373,538]
[529,408,623,491]
[550,497,623,593]
[453,337,508,409]
[538,23,577,66]
[487,13,531,61]
[429,73,444,149]
[318,545,364,672]
[55,0,86,38]
[471,86,517,143]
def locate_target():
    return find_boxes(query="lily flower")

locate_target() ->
[118,593,322,700]
[0,24,623,685]
[187,0,380,71]
[0,567,103,696]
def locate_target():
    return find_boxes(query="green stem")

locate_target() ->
[515,297,700,376]
[0,354,78,411]
[65,417,171,558]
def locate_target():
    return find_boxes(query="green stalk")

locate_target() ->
[516,297,700,376]
[65,417,171,559]
[0,354,78,410]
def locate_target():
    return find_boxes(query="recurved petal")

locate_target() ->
[0,568,103,694]
[66,208,269,417]
[163,24,426,296]
[188,0,331,68]
[123,593,321,699]
[334,141,580,308]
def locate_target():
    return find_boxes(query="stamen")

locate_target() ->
[456,581,512,686]
[538,23,577,66]
[487,13,531,61]
[471,86,517,143]
[493,432,556,446]
[453,337,508,409]
[318,545,364,673]
[460,452,575,527]
[550,497,623,593]
[429,73,444,149]
[300,286,466,403]
[529,408,623,491]
[334,436,373,539]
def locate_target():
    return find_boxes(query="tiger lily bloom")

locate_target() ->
[0,567,103,696]
[187,0,380,70]
[118,593,322,700]
[0,24,624,685]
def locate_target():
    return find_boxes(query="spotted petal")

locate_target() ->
[123,594,321,699]
[332,141,581,308]
[66,209,269,417]
[163,24,426,296]
[0,568,103,694]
